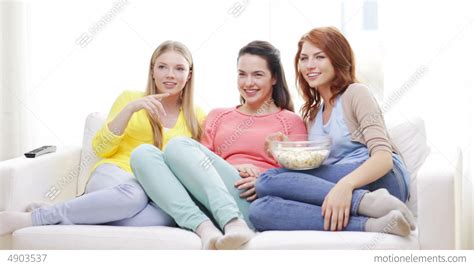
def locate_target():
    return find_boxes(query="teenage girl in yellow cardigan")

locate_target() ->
[0,41,205,234]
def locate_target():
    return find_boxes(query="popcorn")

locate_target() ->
[273,148,330,170]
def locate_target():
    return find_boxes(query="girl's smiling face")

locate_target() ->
[152,51,191,95]
[298,41,335,91]
[237,54,276,108]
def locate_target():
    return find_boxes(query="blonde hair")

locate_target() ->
[145,41,202,149]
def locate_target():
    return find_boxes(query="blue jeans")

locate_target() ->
[249,161,408,231]
[31,163,176,227]
[131,137,252,231]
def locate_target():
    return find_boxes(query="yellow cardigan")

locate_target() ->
[92,90,206,174]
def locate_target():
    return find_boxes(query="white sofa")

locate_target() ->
[0,113,462,249]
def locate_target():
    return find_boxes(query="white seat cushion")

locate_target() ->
[243,230,419,250]
[12,226,419,250]
[12,225,201,250]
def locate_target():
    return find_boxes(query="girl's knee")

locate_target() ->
[263,167,285,176]
[114,182,148,217]
[163,137,195,162]
[248,196,274,231]
[130,144,162,168]
[166,137,194,150]
[255,170,281,197]
[257,169,278,184]
[249,197,267,215]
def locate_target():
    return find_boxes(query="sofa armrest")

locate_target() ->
[416,148,462,249]
[0,146,81,211]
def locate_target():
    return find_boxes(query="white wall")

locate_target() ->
[381,0,473,249]
[16,0,343,149]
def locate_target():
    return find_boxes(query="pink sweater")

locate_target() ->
[201,106,307,172]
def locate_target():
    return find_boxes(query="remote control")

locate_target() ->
[24,145,57,158]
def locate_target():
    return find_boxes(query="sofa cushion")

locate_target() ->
[77,113,106,196]
[388,117,430,181]
[387,117,430,215]
[12,225,201,250]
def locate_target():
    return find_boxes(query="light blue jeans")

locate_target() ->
[130,137,253,231]
[31,163,176,226]
[249,161,409,231]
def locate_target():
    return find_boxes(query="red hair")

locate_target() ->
[295,27,357,123]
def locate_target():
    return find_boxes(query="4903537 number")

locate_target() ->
[7,254,47,263]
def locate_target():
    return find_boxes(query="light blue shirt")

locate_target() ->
[308,96,410,189]
[309,96,369,165]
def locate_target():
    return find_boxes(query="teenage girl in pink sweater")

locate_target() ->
[130,41,306,249]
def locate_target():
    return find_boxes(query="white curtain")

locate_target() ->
[0,1,30,161]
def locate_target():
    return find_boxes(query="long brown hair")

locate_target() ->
[238,41,294,111]
[145,41,202,148]
[295,27,357,123]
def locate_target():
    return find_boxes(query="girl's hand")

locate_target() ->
[233,164,260,178]
[321,181,354,231]
[126,93,170,121]
[235,177,257,201]
[264,132,287,158]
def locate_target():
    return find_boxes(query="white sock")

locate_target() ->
[358,188,416,230]
[216,218,255,250]
[25,202,52,212]
[365,210,410,237]
[0,211,33,235]
[195,220,223,250]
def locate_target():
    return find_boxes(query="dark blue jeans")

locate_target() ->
[249,161,409,232]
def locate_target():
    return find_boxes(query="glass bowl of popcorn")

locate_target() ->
[270,134,331,170]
